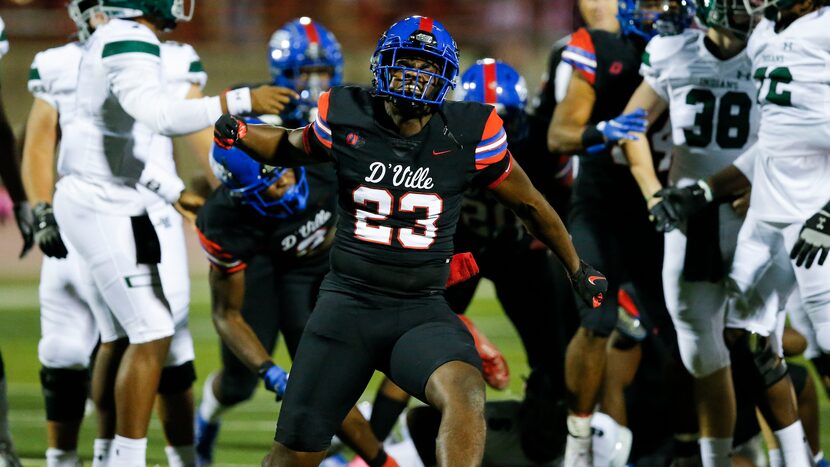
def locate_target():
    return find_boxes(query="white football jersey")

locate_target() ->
[745,8,830,222]
[748,8,830,158]
[0,16,8,60]
[63,18,220,214]
[32,26,209,213]
[642,29,759,184]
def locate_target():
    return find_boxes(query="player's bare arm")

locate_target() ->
[214,115,330,167]
[182,84,220,189]
[20,97,67,258]
[620,82,668,202]
[705,164,751,200]
[208,268,274,373]
[547,73,596,154]
[492,160,580,274]
[21,98,59,205]
[492,160,607,308]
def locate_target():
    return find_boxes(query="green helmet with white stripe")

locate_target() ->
[72,0,194,34]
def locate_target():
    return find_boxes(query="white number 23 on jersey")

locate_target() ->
[353,185,443,249]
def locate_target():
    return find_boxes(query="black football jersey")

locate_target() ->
[195,164,337,274]
[305,86,513,294]
[561,28,671,181]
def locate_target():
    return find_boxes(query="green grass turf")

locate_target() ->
[0,277,531,466]
[3,278,830,466]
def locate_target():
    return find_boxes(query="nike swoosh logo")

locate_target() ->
[588,275,605,285]
[432,149,452,156]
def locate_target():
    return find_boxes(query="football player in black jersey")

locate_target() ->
[361,58,581,451]
[214,15,606,467]
[194,17,397,467]
[546,0,695,464]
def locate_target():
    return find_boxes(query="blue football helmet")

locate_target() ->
[210,119,309,219]
[457,59,529,142]
[618,0,696,40]
[371,15,460,106]
[268,17,343,120]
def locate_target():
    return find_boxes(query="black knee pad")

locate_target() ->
[788,362,808,396]
[40,367,89,422]
[217,368,259,405]
[729,331,788,388]
[158,361,196,395]
[810,353,830,378]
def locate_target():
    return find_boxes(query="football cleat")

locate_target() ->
[564,434,594,467]
[457,315,510,390]
[591,412,633,467]
[195,412,220,466]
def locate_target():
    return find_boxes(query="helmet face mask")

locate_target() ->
[371,16,459,107]
[697,0,756,38]
[68,0,103,42]
[618,0,697,40]
[268,17,343,121]
[211,149,309,219]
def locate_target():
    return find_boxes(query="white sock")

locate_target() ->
[774,421,812,467]
[199,372,229,423]
[113,435,147,467]
[92,439,112,467]
[816,450,826,464]
[699,437,732,467]
[768,448,783,467]
[46,448,80,467]
[165,444,196,467]
[567,413,593,438]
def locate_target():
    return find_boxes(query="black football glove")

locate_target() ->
[14,201,34,258]
[790,206,830,268]
[213,114,248,150]
[650,180,713,232]
[570,261,607,309]
[33,202,68,258]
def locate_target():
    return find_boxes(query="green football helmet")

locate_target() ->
[98,0,194,30]
[696,0,756,37]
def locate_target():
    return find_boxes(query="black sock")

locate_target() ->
[367,449,388,467]
[370,392,408,440]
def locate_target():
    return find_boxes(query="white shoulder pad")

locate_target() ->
[160,41,207,90]
[0,16,8,60]
[642,30,699,77]
[28,43,82,99]
[640,30,700,100]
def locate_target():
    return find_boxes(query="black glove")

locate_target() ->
[14,201,34,258]
[649,201,677,233]
[790,207,830,268]
[650,181,713,232]
[33,202,68,258]
[213,114,248,150]
[570,261,607,309]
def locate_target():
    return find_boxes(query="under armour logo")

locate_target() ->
[736,70,752,80]
[818,216,826,231]
[783,42,794,51]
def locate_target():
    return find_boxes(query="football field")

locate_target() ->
[0,276,533,466]
[4,275,830,466]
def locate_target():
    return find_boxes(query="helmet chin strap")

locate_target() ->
[389,95,433,118]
